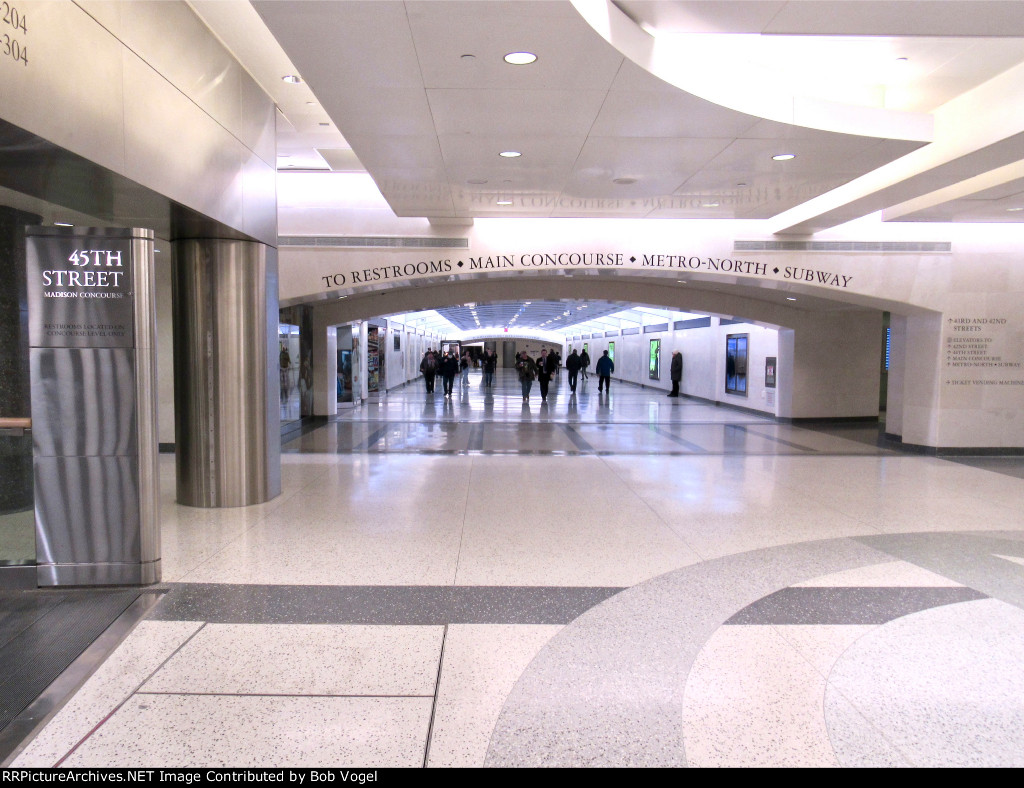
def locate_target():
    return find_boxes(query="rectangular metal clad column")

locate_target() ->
[26,227,160,586]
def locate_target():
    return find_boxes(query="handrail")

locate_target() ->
[0,417,31,429]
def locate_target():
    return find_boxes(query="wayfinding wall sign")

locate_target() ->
[27,233,135,348]
[25,226,159,586]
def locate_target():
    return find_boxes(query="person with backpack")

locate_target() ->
[579,348,591,380]
[420,350,438,394]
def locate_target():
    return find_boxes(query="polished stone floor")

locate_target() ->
[7,370,1024,767]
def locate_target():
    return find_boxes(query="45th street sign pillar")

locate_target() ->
[26,227,160,586]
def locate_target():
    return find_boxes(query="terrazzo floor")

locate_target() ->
[7,371,1024,767]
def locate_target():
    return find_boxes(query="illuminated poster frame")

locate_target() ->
[649,338,661,380]
[725,333,748,395]
[608,341,615,362]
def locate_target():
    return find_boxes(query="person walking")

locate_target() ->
[596,349,614,393]
[482,349,497,388]
[460,350,471,388]
[565,349,582,392]
[537,348,556,402]
[516,350,538,401]
[579,348,591,380]
[668,350,683,397]
[419,350,438,394]
[440,350,459,397]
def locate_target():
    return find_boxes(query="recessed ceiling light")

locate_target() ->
[339,295,348,299]
[786,297,797,301]
[54,221,73,227]
[499,150,522,158]
[306,101,316,106]
[504,52,537,65]
[702,202,720,208]
[612,177,636,185]
[461,53,476,60]
[282,75,302,84]
[772,153,796,161]
[319,122,330,127]
[496,200,513,206]
[1007,207,1024,212]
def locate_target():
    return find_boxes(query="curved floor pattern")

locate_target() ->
[485,531,1024,768]
[826,599,1024,768]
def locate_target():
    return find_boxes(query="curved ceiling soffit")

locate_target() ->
[570,0,933,143]
[311,275,937,334]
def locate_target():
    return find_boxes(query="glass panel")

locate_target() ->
[279,323,301,423]
[726,333,748,395]
[0,428,35,565]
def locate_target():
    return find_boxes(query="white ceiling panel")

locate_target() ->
[253,1,423,88]
[344,135,446,171]
[310,89,436,138]
[235,0,1024,229]
[409,1,624,90]
[615,1,787,34]
[762,1,1024,37]
[573,136,736,180]
[590,85,762,139]
[427,89,609,136]
[703,136,909,175]
[437,134,588,167]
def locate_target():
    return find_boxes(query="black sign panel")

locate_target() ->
[26,230,135,349]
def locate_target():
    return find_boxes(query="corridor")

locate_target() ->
[8,371,1024,767]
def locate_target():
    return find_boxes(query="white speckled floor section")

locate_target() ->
[10,405,1024,767]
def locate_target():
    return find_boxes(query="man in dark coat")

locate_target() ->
[482,349,497,387]
[516,351,538,401]
[420,350,437,393]
[440,351,459,397]
[579,348,590,379]
[565,349,582,392]
[668,350,683,397]
[596,350,614,393]
[537,348,557,402]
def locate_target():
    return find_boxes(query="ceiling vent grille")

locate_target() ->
[734,240,951,253]
[279,236,469,249]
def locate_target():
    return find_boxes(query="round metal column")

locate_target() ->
[172,239,281,507]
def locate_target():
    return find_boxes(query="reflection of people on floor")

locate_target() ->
[279,344,291,400]
[299,351,313,413]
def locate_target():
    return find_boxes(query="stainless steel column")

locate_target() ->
[172,239,281,507]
